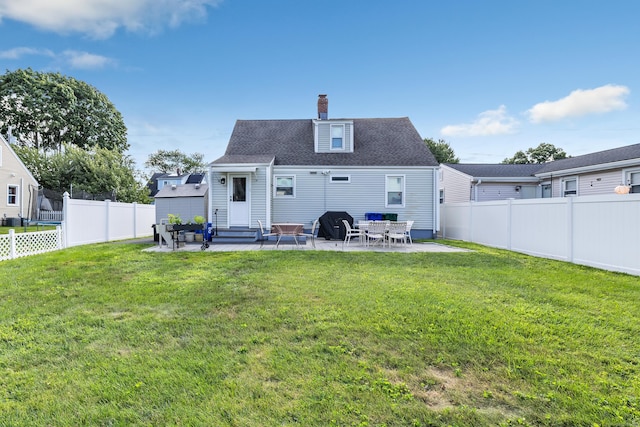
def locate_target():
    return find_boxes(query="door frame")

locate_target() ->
[227,174,251,227]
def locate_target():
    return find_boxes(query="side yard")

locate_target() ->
[0,243,638,426]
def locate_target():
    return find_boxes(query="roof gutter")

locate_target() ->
[535,158,640,179]
[472,176,540,183]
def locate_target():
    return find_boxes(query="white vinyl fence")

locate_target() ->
[1,193,155,261]
[62,192,155,247]
[440,194,640,276]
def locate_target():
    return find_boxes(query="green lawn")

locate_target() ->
[0,225,57,234]
[0,242,638,426]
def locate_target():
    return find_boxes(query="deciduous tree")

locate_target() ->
[13,145,150,203]
[145,149,206,174]
[502,143,568,164]
[0,68,128,153]
[424,138,459,164]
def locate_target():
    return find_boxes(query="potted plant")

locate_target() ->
[167,214,201,232]
[193,215,206,242]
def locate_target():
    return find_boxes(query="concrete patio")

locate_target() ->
[143,238,470,254]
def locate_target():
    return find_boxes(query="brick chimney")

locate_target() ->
[317,94,328,120]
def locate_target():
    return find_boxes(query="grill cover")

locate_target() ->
[317,211,354,240]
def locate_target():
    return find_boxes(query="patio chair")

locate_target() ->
[342,219,363,247]
[300,219,319,248]
[404,220,414,245]
[257,220,277,248]
[387,221,408,246]
[366,221,387,247]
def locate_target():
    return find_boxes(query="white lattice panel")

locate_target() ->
[0,229,62,261]
[0,235,11,261]
[14,230,61,258]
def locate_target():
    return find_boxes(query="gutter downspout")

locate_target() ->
[474,179,482,202]
[207,166,213,227]
[433,168,440,235]
[20,177,24,219]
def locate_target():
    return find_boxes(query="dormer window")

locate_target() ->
[331,125,344,150]
[313,119,353,153]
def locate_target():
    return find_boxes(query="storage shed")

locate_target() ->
[154,183,209,225]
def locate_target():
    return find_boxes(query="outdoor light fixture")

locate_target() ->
[614,185,630,194]
[515,186,521,192]
[219,177,226,185]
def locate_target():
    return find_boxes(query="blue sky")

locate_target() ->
[1,0,639,171]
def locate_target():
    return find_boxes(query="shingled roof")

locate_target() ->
[443,163,544,178]
[212,118,438,167]
[535,143,640,174]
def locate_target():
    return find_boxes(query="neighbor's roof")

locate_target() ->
[154,183,208,198]
[535,143,640,174]
[443,163,544,178]
[211,118,438,167]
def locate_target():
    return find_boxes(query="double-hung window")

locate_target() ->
[331,125,344,150]
[275,176,295,197]
[628,170,640,193]
[7,185,18,205]
[562,177,577,197]
[386,175,405,207]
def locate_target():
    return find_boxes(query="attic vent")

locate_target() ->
[195,183,201,189]
[171,185,177,190]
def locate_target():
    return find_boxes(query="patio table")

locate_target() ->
[272,223,305,247]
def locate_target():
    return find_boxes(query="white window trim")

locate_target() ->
[7,184,18,206]
[274,175,296,198]
[330,124,345,151]
[385,174,405,208]
[562,176,578,197]
[624,167,640,193]
[330,175,351,184]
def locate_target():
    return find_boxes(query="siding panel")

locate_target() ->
[272,167,435,234]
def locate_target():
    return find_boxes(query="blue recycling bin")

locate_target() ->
[365,212,383,221]
[204,222,213,241]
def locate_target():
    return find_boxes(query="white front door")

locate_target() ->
[228,175,250,227]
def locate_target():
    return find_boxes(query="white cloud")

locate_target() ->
[441,105,519,137]
[0,46,114,69]
[527,84,629,123]
[0,46,53,59]
[62,50,114,69]
[0,0,222,39]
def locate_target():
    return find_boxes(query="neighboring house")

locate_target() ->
[147,172,207,197]
[154,182,209,225]
[440,163,543,203]
[534,143,640,197]
[208,95,440,238]
[0,135,39,224]
[440,143,640,202]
